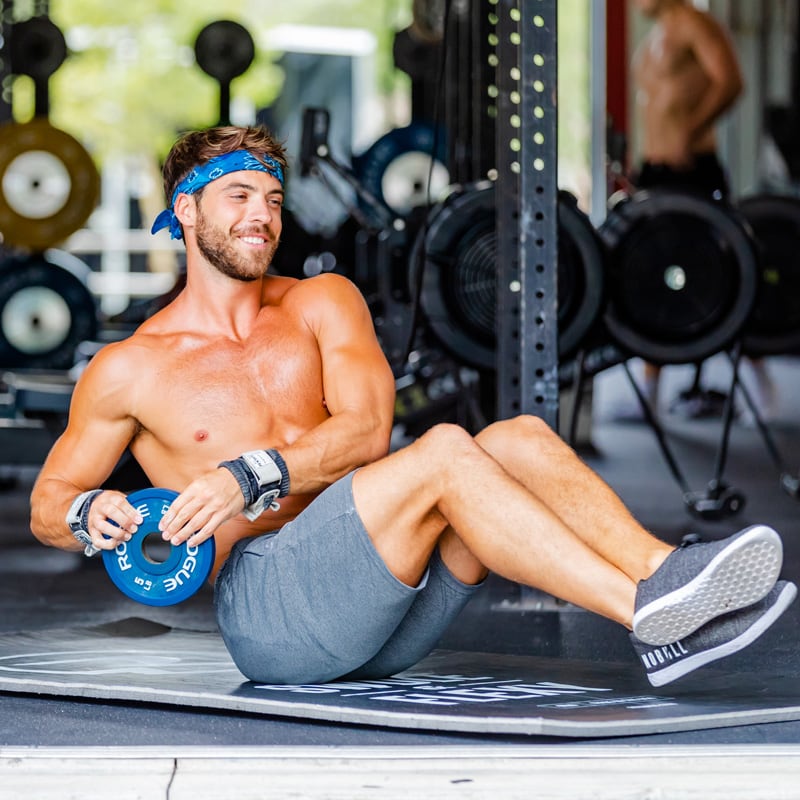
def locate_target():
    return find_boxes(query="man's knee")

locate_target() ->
[475,414,555,459]
[414,422,478,464]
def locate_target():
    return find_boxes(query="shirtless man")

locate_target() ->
[29,125,795,689]
[627,0,774,418]
[632,0,741,197]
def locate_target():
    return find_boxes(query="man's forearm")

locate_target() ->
[688,77,741,144]
[30,476,91,551]
[32,475,143,555]
[276,409,392,495]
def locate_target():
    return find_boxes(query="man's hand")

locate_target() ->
[159,468,246,547]
[84,490,144,552]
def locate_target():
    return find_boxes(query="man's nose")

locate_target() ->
[246,196,276,223]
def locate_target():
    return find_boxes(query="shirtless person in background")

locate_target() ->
[29,125,794,689]
[628,0,774,418]
[632,0,741,187]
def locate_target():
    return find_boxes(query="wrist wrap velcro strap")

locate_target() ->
[219,458,259,506]
[263,449,291,497]
[79,489,103,533]
[218,449,290,521]
[66,489,103,557]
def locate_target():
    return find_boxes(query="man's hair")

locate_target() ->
[161,125,288,202]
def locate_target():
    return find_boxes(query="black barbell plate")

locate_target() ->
[9,17,67,81]
[0,250,98,369]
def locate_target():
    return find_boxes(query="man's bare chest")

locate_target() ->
[133,330,326,449]
[638,28,703,83]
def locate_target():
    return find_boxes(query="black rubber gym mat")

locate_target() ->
[0,619,799,737]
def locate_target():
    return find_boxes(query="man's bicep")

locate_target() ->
[315,278,395,418]
[40,414,136,492]
[322,336,395,418]
[38,366,139,492]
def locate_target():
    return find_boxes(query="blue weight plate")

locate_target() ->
[102,487,216,606]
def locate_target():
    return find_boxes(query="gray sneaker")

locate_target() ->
[630,580,797,687]
[633,525,783,646]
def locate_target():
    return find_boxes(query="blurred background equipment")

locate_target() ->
[194,19,255,126]
[0,248,96,369]
[0,118,100,251]
[0,2,794,517]
[600,190,759,367]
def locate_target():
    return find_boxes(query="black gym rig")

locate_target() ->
[0,6,798,523]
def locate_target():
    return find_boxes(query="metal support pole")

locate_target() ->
[494,0,559,428]
[590,0,607,227]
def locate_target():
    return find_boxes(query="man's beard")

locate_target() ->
[195,206,279,282]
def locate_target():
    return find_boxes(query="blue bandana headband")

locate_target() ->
[150,149,285,240]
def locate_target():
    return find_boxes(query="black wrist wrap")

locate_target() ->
[218,448,290,505]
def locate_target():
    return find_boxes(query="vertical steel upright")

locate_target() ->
[493,0,558,428]
[444,0,497,184]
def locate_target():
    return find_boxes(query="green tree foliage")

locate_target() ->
[12,0,409,164]
[557,0,591,202]
[11,2,589,197]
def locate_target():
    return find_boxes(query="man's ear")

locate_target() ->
[173,193,196,231]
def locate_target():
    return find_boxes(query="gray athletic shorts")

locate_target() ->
[213,470,481,684]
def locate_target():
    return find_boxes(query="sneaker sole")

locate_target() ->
[646,581,797,687]
[633,525,783,646]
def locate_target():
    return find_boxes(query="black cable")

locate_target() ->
[309,161,389,234]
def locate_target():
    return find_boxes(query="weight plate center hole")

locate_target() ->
[141,532,172,565]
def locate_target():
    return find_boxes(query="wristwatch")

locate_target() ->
[66,489,102,555]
